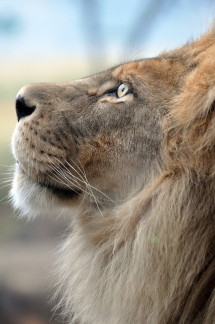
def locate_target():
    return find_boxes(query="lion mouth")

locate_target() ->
[16,161,81,200]
[41,183,81,200]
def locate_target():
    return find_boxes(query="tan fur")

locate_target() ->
[11,28,215,323]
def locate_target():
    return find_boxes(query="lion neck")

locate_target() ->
[54,170,215,324]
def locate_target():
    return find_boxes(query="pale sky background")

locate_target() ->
[1,0,215,63]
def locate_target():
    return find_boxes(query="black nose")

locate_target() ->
[15,95,36,122]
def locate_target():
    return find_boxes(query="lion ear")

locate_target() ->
[170,64,215,130]
[165,65,215,170]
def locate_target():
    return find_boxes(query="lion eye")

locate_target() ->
[117,83,129,98]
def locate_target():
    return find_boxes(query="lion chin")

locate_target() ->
[10,164,59,218]
[10,162,82,219]
[11,27,215,323]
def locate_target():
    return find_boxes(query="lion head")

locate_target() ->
[11,28,215,323]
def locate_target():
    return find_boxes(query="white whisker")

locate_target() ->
[67,157,117,206]
[44,156,95,199]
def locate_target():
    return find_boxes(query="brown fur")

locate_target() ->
[11,28,215,323]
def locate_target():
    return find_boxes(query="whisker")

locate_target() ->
[55,158,103,209]
[45,157,105,205]
[44,157,83,188]
[0,180,13,185]
[55,157,86,183]
[0,172,14,176]
[0,192,13,204]
[68,157,117,206]
[44,159,93,199]
[52,159,85,185]
[63,158,106,217]
[0,183,11,189]
[47,171,82,197]
[44,154,115,216]
[55,156,117,210]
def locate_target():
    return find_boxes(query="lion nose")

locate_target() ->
[15,94,36,122]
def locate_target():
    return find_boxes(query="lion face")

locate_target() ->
[11,60,180,216]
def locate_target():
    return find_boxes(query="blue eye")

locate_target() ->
[117,83,129,98]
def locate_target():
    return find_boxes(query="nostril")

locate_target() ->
[15,95,36,122]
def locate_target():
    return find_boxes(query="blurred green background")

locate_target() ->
[1,0,215,323]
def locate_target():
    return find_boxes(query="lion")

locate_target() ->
[10,28,215,323]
